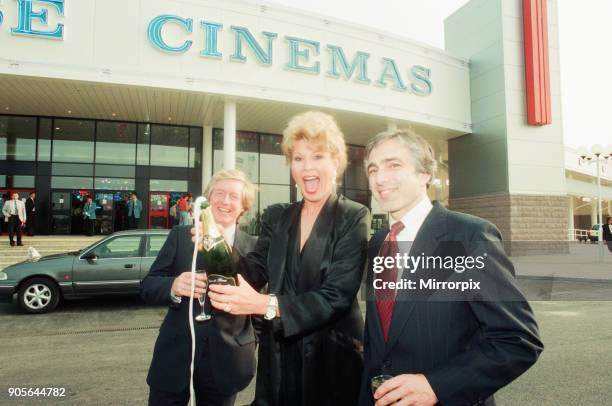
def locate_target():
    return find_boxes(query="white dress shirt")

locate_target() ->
[223,224,237,247]
[391,196,433,242]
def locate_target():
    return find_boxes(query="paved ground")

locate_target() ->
[1,280,611,405]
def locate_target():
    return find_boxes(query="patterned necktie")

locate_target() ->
[375,221,405,342]
[13,200,17,215]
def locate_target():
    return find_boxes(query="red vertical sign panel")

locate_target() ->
[523,0,552,125]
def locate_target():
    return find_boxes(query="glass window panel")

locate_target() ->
[147,234,169,257]
[345,145,368,190]
[150,125,188,167]
[92,235,142,259]
[51,176,93,189]
[260,133,283,155]
[149,179,189,192]
[259,184,290,213]
[53,163,94,176]
[137,124,150,166]
[260,154,289,184]
[52,119,95,163]
[95,164,135,178]
[95,122,136,165]
[0,175,5,187]
[0,116,37,161]
[38,118,52,161]
[94,178,135,190]
[214,151,259,183]
[214,130,259,153]
[12,175,35,188]
[189,128,202,168]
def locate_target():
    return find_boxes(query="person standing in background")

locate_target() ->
[2,192,26,246]
[83,196,96,236]
[604,216,612,253]
[128,192,143,230]
[0,193,5,234]
[25,192,36,237]
[178,192,192,226]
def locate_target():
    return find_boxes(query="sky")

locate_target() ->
[264,0,611,150]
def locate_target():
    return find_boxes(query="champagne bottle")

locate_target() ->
[198,198,235,285]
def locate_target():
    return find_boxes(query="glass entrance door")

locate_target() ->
[50,190,92,235]
[95,192,115,235]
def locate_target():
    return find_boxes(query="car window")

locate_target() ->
[147,234,168,257]
[91,236,142,259]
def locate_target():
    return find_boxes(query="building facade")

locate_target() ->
[0,0,609,244]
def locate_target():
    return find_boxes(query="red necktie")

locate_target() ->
[375,221,405,342]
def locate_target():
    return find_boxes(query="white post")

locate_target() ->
[596,157,603,261]
[202,125,213,190]
[223,99,236,170]
[568,195,574,241]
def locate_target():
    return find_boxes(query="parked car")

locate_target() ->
[588,224,602,243]
[0,230,169,313]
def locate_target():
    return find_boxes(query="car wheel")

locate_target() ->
[18,277,60,314]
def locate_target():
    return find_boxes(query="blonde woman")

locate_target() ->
[204,111,370,406]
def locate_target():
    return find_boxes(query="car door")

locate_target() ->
[140,233,170,280]
[73,234,143,295]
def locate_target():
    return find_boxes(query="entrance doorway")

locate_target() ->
[50,190,92,235]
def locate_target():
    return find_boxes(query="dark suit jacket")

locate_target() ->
[603,223,612,242]
[243,194,370,406]
[359,201,543,406]
[140,225,257,394]
[25,198,35,215]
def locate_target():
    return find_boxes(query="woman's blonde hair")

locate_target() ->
[281,111,348,178]
[204,169,257,214]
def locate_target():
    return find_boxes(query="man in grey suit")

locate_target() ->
[2,192,27,246]
[359,130,543,406]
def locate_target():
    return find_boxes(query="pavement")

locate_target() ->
[1,283,611,405]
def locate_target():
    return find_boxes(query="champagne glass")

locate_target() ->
[195,269,211,321]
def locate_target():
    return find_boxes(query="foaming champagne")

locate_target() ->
[198,198,235,286]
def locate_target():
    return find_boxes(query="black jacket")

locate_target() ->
[140,225,257,394]
[25,198,35,215]
[242,194,370,406]
[603,223,612,242]
[359,201,543,406]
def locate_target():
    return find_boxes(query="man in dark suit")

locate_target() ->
[141,169,258,406]
[604,216,612,253]
[359,130,543,406]
[25,192,36,236]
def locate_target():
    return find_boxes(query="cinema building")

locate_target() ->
[1,0,610,245]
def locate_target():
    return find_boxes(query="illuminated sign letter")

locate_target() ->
[11,0,65,40]
[326,45,370,83]
[376,58,407,91]
[285,36,320,74]
[148,15,193,54]
[409,65,432,96]
[200,20,223,58]
[230,26,277,65]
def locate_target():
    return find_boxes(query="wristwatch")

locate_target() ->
[264,294,278,320]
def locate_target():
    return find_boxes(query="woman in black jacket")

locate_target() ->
[204,111,370,405]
